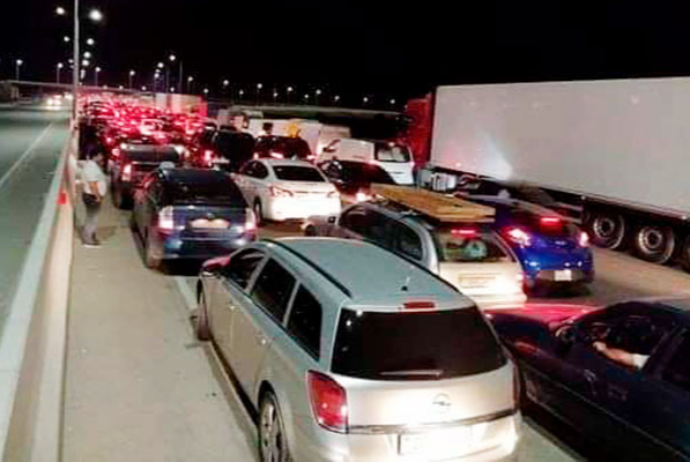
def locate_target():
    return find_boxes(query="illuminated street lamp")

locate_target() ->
[56,6,66,15]
[390,98,396,106]
[273,90,278,103]
[81,59,90,67]
[315,88,322,105]
[83,51,92,59]
[334,95,341,105]
[363,96,369,105]
[86,37,95,46]
[141,85,147,91]
[128,69,136,89]
[168,53,183,92]
[203,88,209,96]
[56,62,64,83]
[157,62,164,69]
[187,76,194,93]
[89,9,103,22]
[239,89,245,98]
[94,66,101,86]
[15,59,23,80]
[63,35,70,43]
[256,82,263,101]
[286,85,293,103]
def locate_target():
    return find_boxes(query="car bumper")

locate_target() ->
[291,414,521,462]
[152,234,256,261]
[470,293,528,309]
[265,197,342,221]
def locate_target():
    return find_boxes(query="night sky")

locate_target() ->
[2,1,690,105]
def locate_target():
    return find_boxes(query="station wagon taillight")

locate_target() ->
[121,163,132,182]
[451,228,478,238]
[539,216,562,227]
[269,186,294,198]
[158,206,175,232]
[308,371,348,433]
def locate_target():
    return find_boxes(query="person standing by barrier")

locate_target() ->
[81,151,107,247]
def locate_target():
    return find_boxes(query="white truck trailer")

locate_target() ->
[426,78,690,269]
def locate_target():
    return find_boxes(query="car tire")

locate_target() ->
[254,200,265,226]
[633,225,676,264]
[304,225,317,237]
[587,212,626,250]
[144,234,160,270]
[680,236,690,273]
[195,291,212,341]
[259,391,291,462]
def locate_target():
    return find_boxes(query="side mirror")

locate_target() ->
[555,324,576,354]
[201,255,231,277]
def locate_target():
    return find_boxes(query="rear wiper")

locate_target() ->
[380,369,444,378]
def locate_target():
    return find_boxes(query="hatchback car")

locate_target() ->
[463,196,594,292]
[318,159,397,203]
[131,168,256,268]
[232,159,341,223]
[196,238,520,461]
[110,143,181,209]
[488,299,690,461]
[305,201,527,307]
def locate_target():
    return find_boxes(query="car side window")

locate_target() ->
[241,161,256,177]
[391,221,424,261]
[254,162,269,179]
[221,250,265,290]
[662,332,690,391]
[339,206,367,234]
[287,286,323,359]
[251,259,296,322]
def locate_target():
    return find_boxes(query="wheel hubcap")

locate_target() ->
[261,401,285,462]
[593,217,616,239]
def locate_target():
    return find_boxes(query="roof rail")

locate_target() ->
[264,239,352,298]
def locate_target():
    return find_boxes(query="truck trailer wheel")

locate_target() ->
[633,225,676,264]
[588,212,626,249]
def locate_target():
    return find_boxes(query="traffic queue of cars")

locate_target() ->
[81,98,685,461]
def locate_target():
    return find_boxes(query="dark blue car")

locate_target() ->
[463,196,594,292]
[488,300,690,461]
[132,168,257,268]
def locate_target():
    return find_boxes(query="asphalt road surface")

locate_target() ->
[0,104,70,326]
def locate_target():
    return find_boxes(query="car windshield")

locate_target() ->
[434,228,513,263]
[168,178,246,205]
[273,166,325,182]
[332,307,505,381]
[375,143,411,163]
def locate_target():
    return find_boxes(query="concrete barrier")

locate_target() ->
[0,132,76,461]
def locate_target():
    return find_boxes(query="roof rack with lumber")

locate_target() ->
[371,184,495,223]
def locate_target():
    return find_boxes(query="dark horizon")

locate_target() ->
[3,1,690,104]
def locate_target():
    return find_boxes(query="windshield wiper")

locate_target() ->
[380,369,444,378]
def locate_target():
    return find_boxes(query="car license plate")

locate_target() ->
[399,426,471,458]
[554,269,573,281]
[459,276,493,289]
[213,158,230,164]
[191,218,229,229]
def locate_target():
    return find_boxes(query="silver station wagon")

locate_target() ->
[195,237,521,461]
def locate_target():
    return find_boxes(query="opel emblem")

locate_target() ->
[432,394,452,414]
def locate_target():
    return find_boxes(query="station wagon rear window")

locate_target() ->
[375,143,411,163]
[332,307,505,380]
[434,228,513,263]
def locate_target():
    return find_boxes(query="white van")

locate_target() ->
[320,138,415,185]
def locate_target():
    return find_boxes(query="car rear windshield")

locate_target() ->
[273,166,325,182]
[341,162,396,184]
[509,211,577,237]
[332,307,505,381]
[168,179,246,205]
[375,143,411,163]
[434,228,513,263]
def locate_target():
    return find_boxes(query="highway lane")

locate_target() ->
[0,105,70,325]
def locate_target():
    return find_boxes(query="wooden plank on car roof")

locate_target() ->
[370,184,495,223]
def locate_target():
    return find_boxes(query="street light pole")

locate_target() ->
[72,0,80,123]
[56,63,63,83]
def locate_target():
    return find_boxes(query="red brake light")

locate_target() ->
[540,216,562,227]
[578,231,590,248]
[122,163,132,182]
[506,227,532,247]
[308,371,348,433]
[403,301,436,311]
[451,228,478,238]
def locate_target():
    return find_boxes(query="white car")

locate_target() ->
[232,159,341,223]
